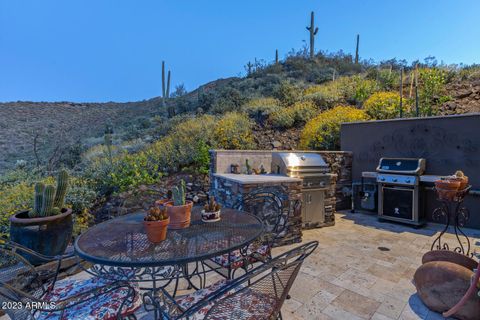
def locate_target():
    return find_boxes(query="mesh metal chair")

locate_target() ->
[145,241,318,320]
[0,240,141,320]
[204,188,295,279]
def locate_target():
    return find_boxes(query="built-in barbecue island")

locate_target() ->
[209,150,343,245]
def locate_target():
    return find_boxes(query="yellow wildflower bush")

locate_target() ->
[300,105,367,150]
[214,112,256,150]
[269,101,318,129]
[363,91,401,120]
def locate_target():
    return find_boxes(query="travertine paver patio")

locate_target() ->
[2,211,478,320]
[278,211,480,320]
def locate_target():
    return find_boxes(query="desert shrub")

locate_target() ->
[457,64,480,81]
[363,92,401,120]
[242,97,282,118]
[335,76,379,105]
[269,101,318,129]
[303,83,342,109]
[209,87,247,114]
[214,112,256,150]
[146,115,217,174]
[0,182,31,236]
[377,69,400,91]
[291,101,318,123]
[302,76,379,108]
[274,81,302,106]
[269,109,295,128]
[418,68,447,115]
[108,152,161,192]
[300,105,367,150]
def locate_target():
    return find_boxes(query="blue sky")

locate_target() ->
[1,0,479,102]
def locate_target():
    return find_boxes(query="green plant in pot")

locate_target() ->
[165,179,193,229]
[201,196,221,222]
[144,206,170,243]
[9,170,73,265]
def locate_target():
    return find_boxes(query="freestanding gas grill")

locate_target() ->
[271,152,335,228]
[376,157,426,226]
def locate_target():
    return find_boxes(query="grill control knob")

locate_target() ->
[380,177,385,181]
[307,182,312,187]
[392,178,398,182]
[405,179,411,183]
[319,182,326,187]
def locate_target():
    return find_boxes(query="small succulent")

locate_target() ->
[145,206,168,221]
[204,196,221,213]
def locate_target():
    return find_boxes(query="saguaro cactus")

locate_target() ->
[306,11,319,59]
[31,183,45,217]
[41,185,56,217]
[162,61,171,102]
[399,68,403,117]
[172,180,186,206]
[355,34,360,64]
[54,169,68,208]
[30,170,69,218]
[275,49,279,64]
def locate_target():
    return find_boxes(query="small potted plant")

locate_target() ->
[9,170,72,264]
[165,180,193,229]
[202,196,222,222]
[155,190,172,207]
[144,206,170,243]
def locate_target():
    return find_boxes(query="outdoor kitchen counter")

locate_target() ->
[212,173,302,184]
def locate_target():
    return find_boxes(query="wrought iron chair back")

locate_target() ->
[234,188,290,249]
[153,241,319,320]
[0,240,138,320]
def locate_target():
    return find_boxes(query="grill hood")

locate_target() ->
[271,152,330,176]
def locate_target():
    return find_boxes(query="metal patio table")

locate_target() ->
[74,207,263,318]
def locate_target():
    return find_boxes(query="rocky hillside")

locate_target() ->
[2,52,480,174]
[441,78,480,115]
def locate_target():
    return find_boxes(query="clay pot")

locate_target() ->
[422,250,478,271]
[435,179,461,201]
[154,199,170,207]
[165,201,193,229]
[9,209,73,265]
[144,217,170,243]
[414,261,480,320]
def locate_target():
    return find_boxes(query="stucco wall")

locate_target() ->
[341,113,480,229]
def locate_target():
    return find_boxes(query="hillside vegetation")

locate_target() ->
[2,49,480,236]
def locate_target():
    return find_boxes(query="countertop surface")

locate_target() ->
[213,173,302,184]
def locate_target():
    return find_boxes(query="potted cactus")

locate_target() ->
[9,170,73,264]
[202,196,222,222]
[165,180,193,229]
[144,206,170,243]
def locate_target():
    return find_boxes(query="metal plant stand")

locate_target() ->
[431,186,472,256]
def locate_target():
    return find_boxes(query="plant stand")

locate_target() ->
[431,186,473,257]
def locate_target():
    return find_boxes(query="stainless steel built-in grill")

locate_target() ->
[376,157,426,226]
[271,152,334,228]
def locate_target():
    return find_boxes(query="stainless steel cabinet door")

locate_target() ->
[302,189,325,225]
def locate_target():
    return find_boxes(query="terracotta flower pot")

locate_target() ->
[165,201,193,229]
[435,180,461,201]
[144,217,170,243]
[154,199,170,207]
